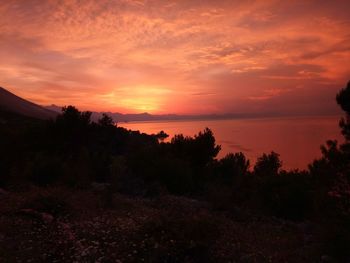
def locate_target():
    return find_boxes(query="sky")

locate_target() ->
[0,0,349,115]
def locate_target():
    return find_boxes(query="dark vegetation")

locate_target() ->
[1,82,350,262]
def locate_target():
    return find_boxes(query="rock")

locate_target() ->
[41,212,54,223]
[19,209,54,224]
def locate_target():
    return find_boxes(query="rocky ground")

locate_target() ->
[0,186,324,263]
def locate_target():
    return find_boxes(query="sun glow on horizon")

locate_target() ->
[0,0,349,115]
[98,85,172,113]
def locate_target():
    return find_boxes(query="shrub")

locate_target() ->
[28,152,62,186]
[156,157,193,194]
[254,151,282,177]
[259,171,312,220]
[217,152,250,184]
[170,128,221,168]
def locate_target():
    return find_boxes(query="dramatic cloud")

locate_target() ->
[0,0,349,114]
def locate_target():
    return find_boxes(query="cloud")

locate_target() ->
[191,92,216,96]
[301,38,350,59]
[248,88,293,101]
[0,0,349,114]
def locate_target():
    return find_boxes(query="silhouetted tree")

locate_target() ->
[307,81,350,261]
[337,81,350,114]
[259,170,312,220]
[50,106,92,153]
[57,105,92,127]
[170,128,221,168]
[218,152,250,183]
[155,130,169,142]
[98,113,115,127]
[310,82,350,204]
[253,151,282,176]
[192,128,221,167]
[336,81,350,141]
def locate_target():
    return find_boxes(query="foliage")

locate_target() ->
[336,81,350,114]
[170,128,221,168]
[155,130,169,142]
[98,113,114,127]
[217,152,250,184]
[258,170,312,220]
[253,151,282,176]
[336,81,350,141]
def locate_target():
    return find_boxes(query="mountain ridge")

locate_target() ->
[0,87,58,120]
[1,86,340,123]
[44,103,253,123]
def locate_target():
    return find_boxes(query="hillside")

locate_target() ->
[0,187,316,263]
[0,87,57,120]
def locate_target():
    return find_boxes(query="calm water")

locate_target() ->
[120,115,343,170]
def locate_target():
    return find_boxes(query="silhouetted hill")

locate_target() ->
[46,104,335,123]
[44,104,255,123]
[45,104,62,113]
[0,87,57,120]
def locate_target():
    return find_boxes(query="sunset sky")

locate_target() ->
[0,0,349,115]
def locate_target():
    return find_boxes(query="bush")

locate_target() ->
[217,152,250,184]
[259,171,312,220]
[254,151,282,177]
[170,128,221,168]
[156,157,194,194]
[28,152,62,186]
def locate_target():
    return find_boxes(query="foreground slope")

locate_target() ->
[0,187,315,263]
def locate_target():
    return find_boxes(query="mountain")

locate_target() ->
[0,87,281,123]
[44,105,239,123]
[45,104,62,113]
[44,104,257,123]
[0,87,58,120]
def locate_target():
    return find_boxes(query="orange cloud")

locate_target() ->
[0,0,349,115]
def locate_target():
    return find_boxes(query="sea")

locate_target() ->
[119,115,344,170]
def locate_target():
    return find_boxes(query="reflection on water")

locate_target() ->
[120,115,343,170]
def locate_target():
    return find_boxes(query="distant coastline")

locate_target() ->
[117,113,342,124]
[45,104,341,124]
